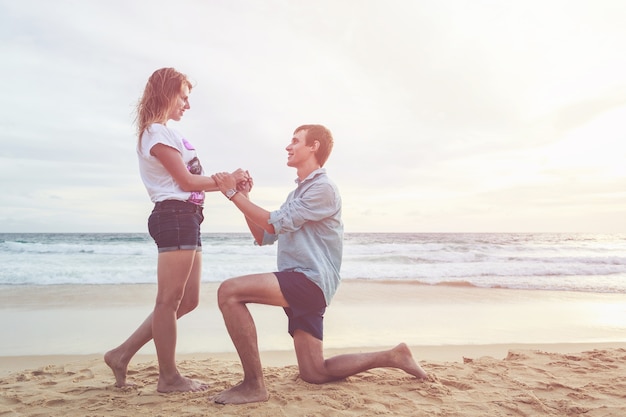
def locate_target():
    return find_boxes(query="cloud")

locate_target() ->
[1,0,625,232]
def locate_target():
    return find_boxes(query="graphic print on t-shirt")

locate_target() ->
[182,138,205,205]
[182,138,195,150]
[187,157,203,175]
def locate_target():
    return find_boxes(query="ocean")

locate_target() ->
[2,232,626,355]
[1,232,625,293]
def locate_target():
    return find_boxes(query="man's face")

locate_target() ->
[285,130,315,168]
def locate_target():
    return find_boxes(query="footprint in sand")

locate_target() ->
[438,377,473,391]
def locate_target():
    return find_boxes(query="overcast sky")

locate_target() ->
[1,0,625,233]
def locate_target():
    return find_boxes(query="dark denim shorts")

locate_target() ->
[275,271,327,341]
[148,200,204,253]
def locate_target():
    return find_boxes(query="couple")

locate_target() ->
[104,67,428,405]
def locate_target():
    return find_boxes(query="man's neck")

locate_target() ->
[296,162,322,182]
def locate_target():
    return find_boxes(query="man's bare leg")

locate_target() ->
[324,343,428,380]
[213,273,288,404]
[294,331,428,384]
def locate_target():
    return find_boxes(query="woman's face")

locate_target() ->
[167,84,190,122]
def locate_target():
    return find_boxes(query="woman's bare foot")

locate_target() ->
[157,374,208,393]
[213,381,269,405]
[390,343,429,380]
[104,349,132,388]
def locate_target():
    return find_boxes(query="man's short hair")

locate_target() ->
[294,124,334,167]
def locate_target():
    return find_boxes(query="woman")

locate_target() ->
[105,67,247,393]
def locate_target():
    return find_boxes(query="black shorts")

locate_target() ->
[148,200,204,253]
[275,271,327,341]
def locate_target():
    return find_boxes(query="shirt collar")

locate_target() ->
[295,167,326,185]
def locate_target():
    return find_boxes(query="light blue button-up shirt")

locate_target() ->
[261,168,343,305]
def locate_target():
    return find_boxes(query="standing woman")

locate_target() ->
[105,68,246,393]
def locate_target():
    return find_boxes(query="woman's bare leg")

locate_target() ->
[105,251,205,392]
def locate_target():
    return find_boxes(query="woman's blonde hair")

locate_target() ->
[135,67,192,143]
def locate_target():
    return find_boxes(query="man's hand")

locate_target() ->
[231,169,248,184]
[212,172,236,194]
[213,170,253,198]
[237,170,253,196]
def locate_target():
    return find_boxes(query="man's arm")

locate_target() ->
[212,172,276,238]
[243,205,268,245]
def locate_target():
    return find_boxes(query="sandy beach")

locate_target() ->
[1,281,626,416]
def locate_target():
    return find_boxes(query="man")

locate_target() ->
[211,124,428,405]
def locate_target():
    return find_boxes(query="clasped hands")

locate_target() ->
[212,169,253,197]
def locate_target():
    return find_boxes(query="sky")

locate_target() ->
[1,0,625,233]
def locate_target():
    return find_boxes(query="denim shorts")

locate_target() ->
[275,271,327,341]
[148,200,204,253]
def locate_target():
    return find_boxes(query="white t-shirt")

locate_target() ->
[137,123,205,205]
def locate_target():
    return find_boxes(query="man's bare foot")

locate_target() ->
[157,374,208,393]
[390,343,429,380]
[104,349,132,388]
[213,381,269,405]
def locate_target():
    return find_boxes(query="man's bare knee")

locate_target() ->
[217,279,237,311]
[293,330,331,384]
[298,369,328,385]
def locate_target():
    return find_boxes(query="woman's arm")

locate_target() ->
[152,143,245,192]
